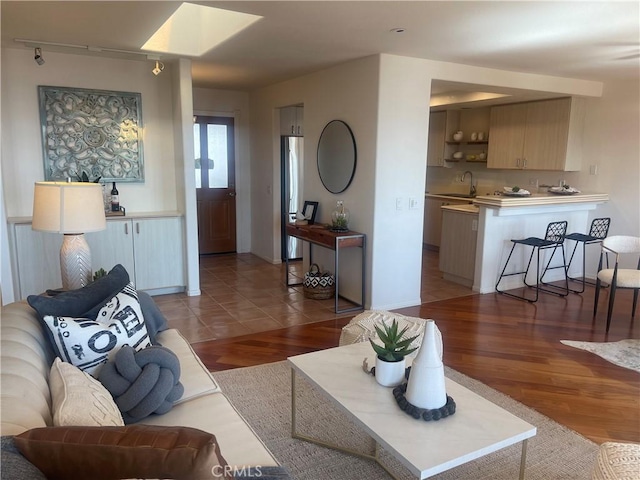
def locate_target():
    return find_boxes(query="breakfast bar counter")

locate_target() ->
[470,192,609,294]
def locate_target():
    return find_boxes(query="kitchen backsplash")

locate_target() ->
[426,165,582,195]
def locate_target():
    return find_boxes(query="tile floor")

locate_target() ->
[155,248,475,344]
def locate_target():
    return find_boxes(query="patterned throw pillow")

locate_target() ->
[42,283,151,376]
[49,358,124,427]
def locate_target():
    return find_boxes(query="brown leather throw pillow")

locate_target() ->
[14,424,230,480]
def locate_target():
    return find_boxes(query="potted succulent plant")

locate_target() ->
[370,319,419,387]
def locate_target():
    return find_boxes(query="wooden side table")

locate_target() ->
[285,223,365,313]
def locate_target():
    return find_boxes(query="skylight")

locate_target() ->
[142,3,262,57]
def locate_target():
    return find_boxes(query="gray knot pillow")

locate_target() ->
[98,345,184,424]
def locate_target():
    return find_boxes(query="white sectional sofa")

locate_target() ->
[0,300,279,474]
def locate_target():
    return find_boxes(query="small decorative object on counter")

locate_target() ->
[369,319,419,387]
[330,200,350,232]
[478,132,486,141]
[470,132,478,141]
[452,131,463,142]
[302,263,335,299]
[405,320,447,409]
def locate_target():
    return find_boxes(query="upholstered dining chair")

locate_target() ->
[593,235,640,332]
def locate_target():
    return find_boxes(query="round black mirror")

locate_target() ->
[317,120,357,194]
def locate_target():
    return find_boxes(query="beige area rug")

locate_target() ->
[560,339,640,373]
[212,361,598,479]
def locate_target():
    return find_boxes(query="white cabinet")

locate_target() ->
[280,106,304,136]
[487,97,584,171]
[10,215,185,300]
[86,217,185,292]
[11,225,63,297]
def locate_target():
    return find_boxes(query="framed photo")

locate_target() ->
[38,86,144,182]
[302,201,319,224]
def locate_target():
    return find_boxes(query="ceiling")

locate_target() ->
[2,1,639,102]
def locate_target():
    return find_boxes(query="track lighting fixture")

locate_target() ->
[152,60,164,76]
[34,47,45,65]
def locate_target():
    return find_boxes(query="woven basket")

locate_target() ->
[303,263,335,300]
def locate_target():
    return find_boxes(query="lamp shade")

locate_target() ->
[32,182,106,234]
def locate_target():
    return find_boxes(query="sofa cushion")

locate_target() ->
[27,264,129,319]
[49,358,124,427]
[141,393,278,469]
[98,345,184,424]
[155,328,222,401]
[1,436,47,480]
[14,424,229,480]
[42,283,151,376]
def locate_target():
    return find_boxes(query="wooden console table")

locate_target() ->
[285,223,365,314]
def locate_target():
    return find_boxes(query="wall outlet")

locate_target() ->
[395,197,403,210]
[590,164,598,175]
[528,178,538,187]
[409,197,419,210]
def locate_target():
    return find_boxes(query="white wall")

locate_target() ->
[249,56,380,303]
[1,48,183,303]
[193,87,251,253]
[1,48,177,217]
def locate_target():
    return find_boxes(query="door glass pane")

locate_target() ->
[193,124,201,188]
[207,124,228,189]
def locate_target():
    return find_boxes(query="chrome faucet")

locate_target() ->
[462,171,476,196]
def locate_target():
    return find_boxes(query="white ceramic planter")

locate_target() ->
[375,357,406,387]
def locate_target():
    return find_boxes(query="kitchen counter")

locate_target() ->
[474,192,609,208]
[441,204,479,214]
[472,192,609,293]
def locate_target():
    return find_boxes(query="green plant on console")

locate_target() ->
[76,171,102,183]
[369,319,419,362]
[93,268,107,282]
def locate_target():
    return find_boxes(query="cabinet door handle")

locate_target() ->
[291,125,295,134]
[124,223,128,235]
[136,223,140,234]
[297,126,301,135]
[523,158,527,169]
[516,158,520,167]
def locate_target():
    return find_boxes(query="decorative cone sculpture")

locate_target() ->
[405,320,447,410]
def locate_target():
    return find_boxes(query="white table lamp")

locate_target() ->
[32,181,107,290]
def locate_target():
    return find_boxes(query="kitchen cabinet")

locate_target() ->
[487,97,584,171]
[9,214,185,300]
[427,111,446,166]
[439,206,478,287]
[280,106,304,136]
[423,196,473,248]
[428,108,491,165]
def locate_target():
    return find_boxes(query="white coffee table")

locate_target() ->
[288,342,536,479]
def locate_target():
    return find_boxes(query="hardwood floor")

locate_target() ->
[191,280,639,446]
[154,250,638,445]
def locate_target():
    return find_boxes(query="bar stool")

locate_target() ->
[496,221,569,302]
[565,217,611,293]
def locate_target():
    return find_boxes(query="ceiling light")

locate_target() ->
[390,28,406,34]
[152,60,165,76]
[34,47,45,65]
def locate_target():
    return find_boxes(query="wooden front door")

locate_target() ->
[195,116,236,254]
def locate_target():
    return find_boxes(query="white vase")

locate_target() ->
[375,357,405,387]
[405,320,447,409]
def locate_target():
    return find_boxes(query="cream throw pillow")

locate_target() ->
[49,358,124,427]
